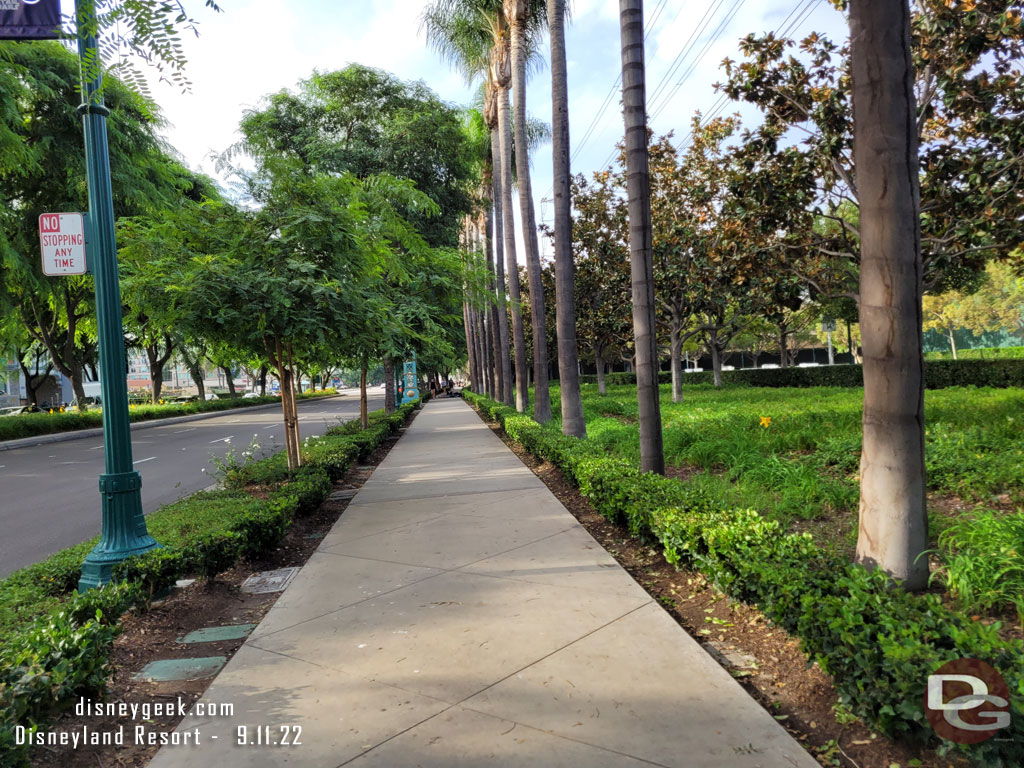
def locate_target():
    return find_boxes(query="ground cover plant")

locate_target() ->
[0,400,417,767]
[0,389,338,443]
[580,383,1024,619]
[464,388,1024,766]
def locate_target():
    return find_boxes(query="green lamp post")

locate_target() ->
[75,0,159,591]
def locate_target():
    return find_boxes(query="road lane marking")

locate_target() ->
[262,425,277,430]
[209,436,234,443]
[87,444,104,450]
[133,457,156,464]
[58,461,85,465]
[173,427,197,434]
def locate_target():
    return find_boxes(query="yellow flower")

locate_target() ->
[760,416,772,428]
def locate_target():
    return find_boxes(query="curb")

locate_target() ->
[0,395,343,453]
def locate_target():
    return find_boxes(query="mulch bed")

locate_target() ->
[29,415,414,768]
[475,408,965,768]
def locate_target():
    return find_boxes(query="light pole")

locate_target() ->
[76,0,159,591]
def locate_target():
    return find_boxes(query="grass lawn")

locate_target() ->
[551,382,1024,621]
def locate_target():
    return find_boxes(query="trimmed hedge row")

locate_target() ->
[464,390,1024,766]
[579,359,1024,390]
[926,347,1024,361]
[0,400,419,768]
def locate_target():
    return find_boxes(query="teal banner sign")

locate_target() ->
[0,0,61,40]
[400,359,419,404]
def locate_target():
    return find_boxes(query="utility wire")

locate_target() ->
[674,0,822,153]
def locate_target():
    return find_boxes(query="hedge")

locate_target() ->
[0,400,419,768]
[926,347,1024,362]
[578,359,1024,390]
[464,390,1024,766]
[0,390,340,443]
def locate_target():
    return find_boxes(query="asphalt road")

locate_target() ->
[0,389,385,578]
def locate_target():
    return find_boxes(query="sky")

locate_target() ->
[62,0,850,262]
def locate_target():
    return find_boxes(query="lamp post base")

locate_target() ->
[78,471,159,592]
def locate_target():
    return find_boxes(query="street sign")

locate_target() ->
[39,212,87,276]
[821,318,837,333]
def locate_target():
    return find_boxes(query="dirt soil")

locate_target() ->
[29,415,415,768]
[475,408,966,768]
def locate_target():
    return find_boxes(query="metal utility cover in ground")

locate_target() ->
[241,567,299,594]
[179,624,256,644]
[133,657,226,682]
[328,489,358,502]
[39,212,87,276]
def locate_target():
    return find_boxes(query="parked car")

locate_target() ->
[242,391,262,399]
[0,405,43,417]
[0,404,42,416]
[68,395,101,409]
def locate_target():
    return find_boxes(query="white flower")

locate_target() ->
[201,468,206,473]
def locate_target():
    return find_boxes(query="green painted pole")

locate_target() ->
[76,0,159,592]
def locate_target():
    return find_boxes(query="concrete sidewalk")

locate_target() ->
[149,398,816,768]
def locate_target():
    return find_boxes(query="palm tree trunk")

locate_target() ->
[484,209,504,401]
[463,301,476,390]
[474,307,488,394]
[548,0,586,437]
[498,85,529,412]
[619,0,664,474]
[490,128,514,406]
[508,1,551,423]
[851,0,928,590]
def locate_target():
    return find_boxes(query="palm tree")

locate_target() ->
[619,0,664,474]
[505,0,552,423]
[422,0,528,412]
[546,0,585,438]
[850,0,928,590]
[484,82,514,405]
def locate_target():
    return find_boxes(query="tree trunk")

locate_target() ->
[482,296,495,399]
[710,334,723,388]
[483,206,504,402]
[17,347,52,407]
[508,1,551,423]
[463,301,476,390]
[619,0,664,474]
[474,307,487,394]
[497,85,529,413]
[258,366,267,396]
[947,324,958,360]
[669,316,683,403]
[285,343,304,469]
[71,371,87,412]
[220,365,236,395]
[548,0,585,436]
[180,350,205,401]
[596,348,607,395]
[360,360,369,430]
[851,0,928,590]
[384,357,396,414]
[779,329,789,368]
[273,338,299,471]
[490,127,514,406]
